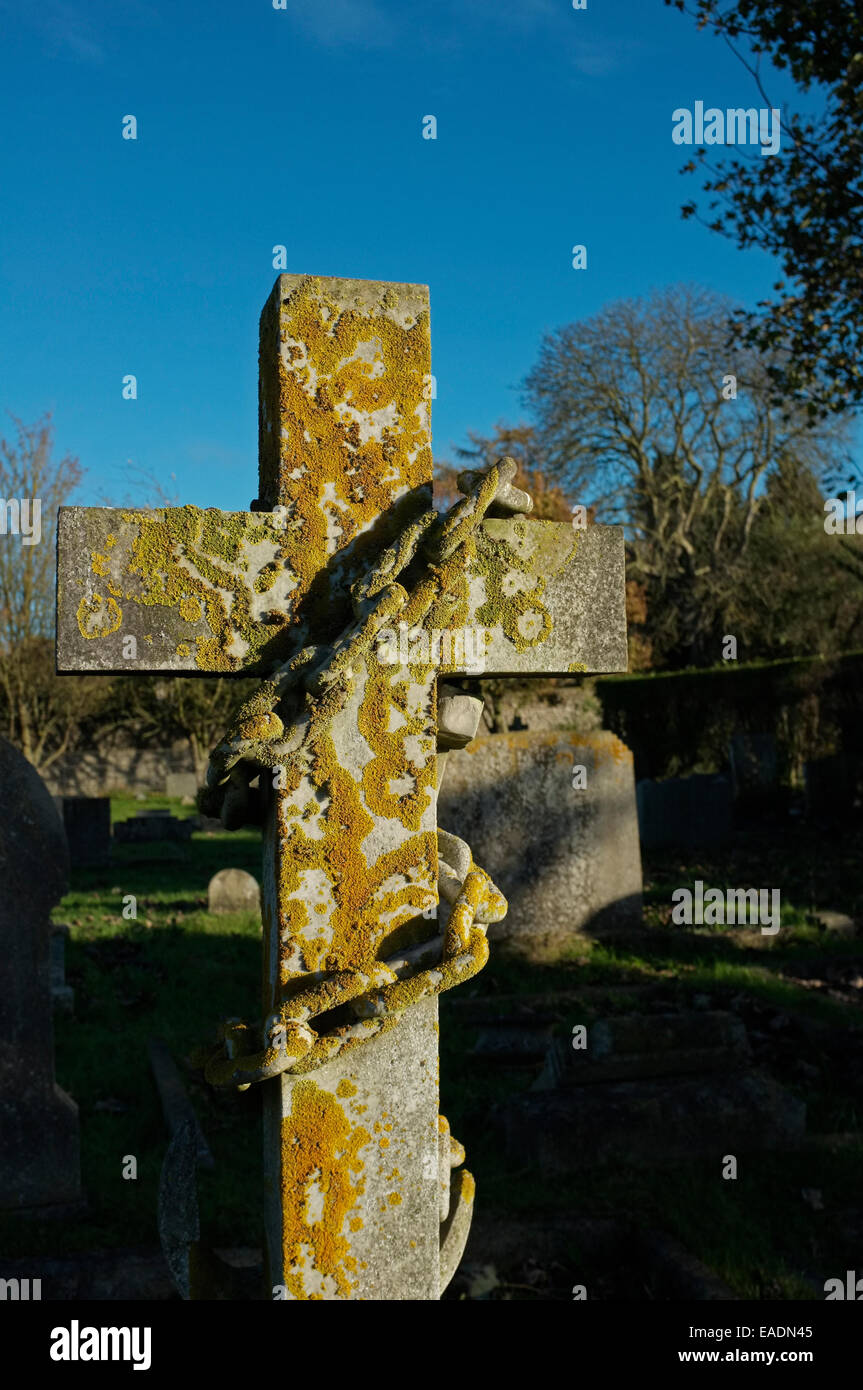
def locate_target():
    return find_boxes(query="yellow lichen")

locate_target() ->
[279,1080,370,1300]
[258,276,433,643]
[76,593,122,639]
[179,596,203,623]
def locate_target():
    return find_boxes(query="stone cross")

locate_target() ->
[56,273,627,1299]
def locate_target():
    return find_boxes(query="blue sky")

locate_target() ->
[0,0,818,512]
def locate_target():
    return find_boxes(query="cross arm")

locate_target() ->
[57,505,627,680]
[56,504,297,675]
[412,516,627,678]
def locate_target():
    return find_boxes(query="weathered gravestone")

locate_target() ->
[208,868,261,915]
[114,809,194,844]
[636,774,732,851]
[166,771,199,801]
[504,1009,806,1170]
[56,273,627,1299]
[50,924,75,1014]
[729,733,778,806]
[58,795,111,868]
[438,729,642,957]
[0,737,81,1209]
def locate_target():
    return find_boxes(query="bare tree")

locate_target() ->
[435,423,576,521]
[110,673,259,784]
[523,284,852,663]
[0,414,113,770]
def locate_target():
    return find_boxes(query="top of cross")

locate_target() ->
[57,273,626,681]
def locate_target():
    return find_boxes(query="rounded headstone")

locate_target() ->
[208,868,261,915]
[437,728,642,960]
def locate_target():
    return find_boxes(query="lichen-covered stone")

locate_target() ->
[57,506,297,674]
[55,272,631,1300]
[208,868,261,916]
[438,730,642,959]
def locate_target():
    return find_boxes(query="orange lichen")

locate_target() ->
[76,506,293,670]
[76,593,122,638]
[271,654,438,992]
[279,1080,370,1300]
[492,727,632,769]
[258,276,433,645]
[179,595,203,623]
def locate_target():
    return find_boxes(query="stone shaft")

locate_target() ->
[258,275,440,1299]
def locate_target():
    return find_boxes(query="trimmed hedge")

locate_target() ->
[595,651,863,787]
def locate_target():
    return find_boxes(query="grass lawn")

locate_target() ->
[4,800,862,1300]
[440,819,863,1298]
[2,794,265,1258]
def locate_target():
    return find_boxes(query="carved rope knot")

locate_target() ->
[199,460,524,1085]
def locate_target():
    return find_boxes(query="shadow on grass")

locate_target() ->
[7,808,863,1300]
[1,826,267,1259]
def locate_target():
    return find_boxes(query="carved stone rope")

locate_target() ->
[198,459,529,1089]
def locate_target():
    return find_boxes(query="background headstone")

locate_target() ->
[0,736,81,1209]
[636,774,732,850]
[166,772,199,801]
[58,795,111,868]
[438,729,642,958]
[208,868,261,916]
[535,1011,750,1086]
[503,1008,805,1170]
[813,909,856,940]
[114,810,194,844]
[50,924,75,1014]
[728,733,778,805]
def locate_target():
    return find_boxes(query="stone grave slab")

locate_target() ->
[438,729,642,958]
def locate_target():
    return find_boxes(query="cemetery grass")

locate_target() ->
[1,793,266,1261]
[440,822,863,1299]
[4,801,862,1302]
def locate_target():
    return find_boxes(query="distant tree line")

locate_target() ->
[437,284,863,671]
[0,415,256,776]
